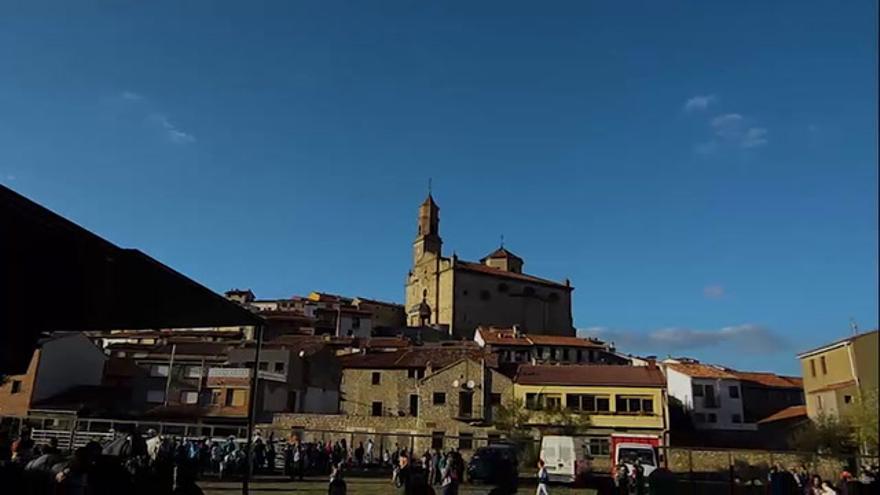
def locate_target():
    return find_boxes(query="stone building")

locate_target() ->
[273,345,513,454]
[404,194,574,338]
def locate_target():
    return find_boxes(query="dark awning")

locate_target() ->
[1,185,263,374]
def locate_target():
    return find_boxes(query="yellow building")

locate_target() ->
[513,364,668,452]
[405,194,574,339]
[797,329,878,420]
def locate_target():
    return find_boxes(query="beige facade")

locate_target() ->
[798,330,879,420]
[405,195,574,339]
[275,356,513,454]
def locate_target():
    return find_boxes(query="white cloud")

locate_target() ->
[149,113,195,144]
[578,323,787,355]
[684,95,716,112]
[121,91,144,101]
[711,113,744,132]
[741,127,768,148]
[703,284,725,299]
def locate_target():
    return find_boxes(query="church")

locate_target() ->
[405,194,575,339]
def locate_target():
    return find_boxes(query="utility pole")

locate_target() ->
[163,343,177,407]
[242,325,264,495]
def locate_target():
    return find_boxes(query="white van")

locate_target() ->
[539,435,589,483]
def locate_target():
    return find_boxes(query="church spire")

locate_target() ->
[414,191,442,262]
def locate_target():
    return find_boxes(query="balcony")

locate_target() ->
[207,367,287,387]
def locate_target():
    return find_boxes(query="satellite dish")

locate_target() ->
[466,380,475,389]
[452,380,460,388]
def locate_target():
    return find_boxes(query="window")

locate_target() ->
[407,368,425,379]
[229,390,246,407]
[181,391,199,404]
[258,361,269,371]
[820,356,827,375]
[459,392,474,417]
[616,396,653,414]
[732,414,742,424]
[526,393,539,410]
[433,392,446,405]
[409,395,419,417]
[708,413,717,423]
[587,437,610,456]
[371,401,383,417]
[694,413,706,423]
[458,433,473,450]
[184,366,202,378]
[817,395,824,411]
[150,365,170,377]
[431,432,444,450]
[562,349,570,361]
[545,395,562,410]
[372,372,381,385]
[728,386,740,399]
[844,395,853,404]
[703,385,718,408]
[10,380,22,394]
[692,384,704,397]
[810,359,816,377]
[535,347,543,359]
[490,393,502,406]
[352,317,361,329]
[576,350,583,362]
[147,390,166,403]
[210,391,221,405]
[566,394,610,413]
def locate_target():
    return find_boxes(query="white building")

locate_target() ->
[663,361,756,431]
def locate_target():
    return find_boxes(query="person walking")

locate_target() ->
[536,459,550,495]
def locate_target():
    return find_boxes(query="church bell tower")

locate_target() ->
[413,194,442,263]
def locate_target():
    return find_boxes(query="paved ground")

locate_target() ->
[199,476,599,494]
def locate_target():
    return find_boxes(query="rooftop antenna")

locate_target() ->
[427,177,432,196]
[500,234,504,248]
[849,317,859,336]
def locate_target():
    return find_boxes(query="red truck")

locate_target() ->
[610,434,663,479]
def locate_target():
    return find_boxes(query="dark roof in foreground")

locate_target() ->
[339,347,497,370]
[515,364,665,387]
[757,405,808,424]
[1,184,263,373]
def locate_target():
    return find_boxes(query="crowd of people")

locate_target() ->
[2,424,879,495]
[756,463,878,495]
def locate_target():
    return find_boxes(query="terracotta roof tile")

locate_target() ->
[481,247,523,261]
[339,347,496,370]
[666,363,738,379]
[515,364,665,387]
[757,405,808,424]
[734,372,803,389]
[807,379,857,394]
[456,261,572,290]
[527,334,606,349]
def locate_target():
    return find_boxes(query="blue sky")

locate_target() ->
[1,2,876,374]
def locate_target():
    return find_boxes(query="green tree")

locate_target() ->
[790,413,856,455]
[846,389,879,455]
[543,405,592,435]
[494,398,533,438]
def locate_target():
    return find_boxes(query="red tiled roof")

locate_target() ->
[456,261,572,290]
[527,334,606,349]
[477,328,533,347]
[666,363,738,379]
[807,379,857,394]
[757,405,808,424]
[339,347,496,370]
[363,337,411,349]
[353,297,404,308]
[735,372,803,389]
[481,247,523,261]
[515,364,666,387]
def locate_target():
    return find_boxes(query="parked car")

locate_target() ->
[466,443,518,485]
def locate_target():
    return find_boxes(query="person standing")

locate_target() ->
[365,438,374,465]
[536,459,550,495]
